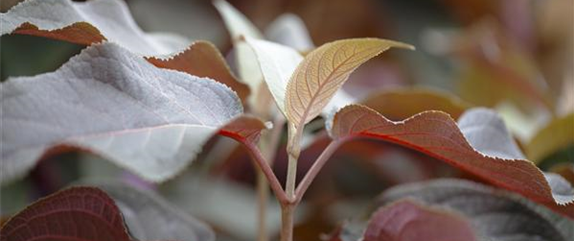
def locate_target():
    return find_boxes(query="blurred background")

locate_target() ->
[1,0,573,240]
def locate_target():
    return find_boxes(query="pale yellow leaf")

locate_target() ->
[244,37,303,116]
[213,0,263,96]
[284,38,413,129]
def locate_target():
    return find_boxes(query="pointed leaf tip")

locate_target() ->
[284,38,413,130]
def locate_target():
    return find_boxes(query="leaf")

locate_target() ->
[364,199,477,241]
[265,13,315,51]
[212,0,262,42]
[1,0,189,56]
[0,187,131,241]
[0,43,244,185]
[1,0,248,101]
[219,115,270,145]
[148,41,250,102]
[527,113,574,164]
[93,181,215,241]
[328,105,574,217]
[245,37,304,116]
[284,38,413,130]
[361,87,472,120]
[379,179,574,241]
[213,0,263,93]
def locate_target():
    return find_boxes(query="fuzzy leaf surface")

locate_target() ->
[1,43,243,185]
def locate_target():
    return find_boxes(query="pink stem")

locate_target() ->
[244,142,290,204]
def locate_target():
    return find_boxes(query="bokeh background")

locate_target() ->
[1,0,573,240]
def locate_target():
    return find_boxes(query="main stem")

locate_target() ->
[286,123,301,199]
[281,124,302,241]
[280,202,295,241]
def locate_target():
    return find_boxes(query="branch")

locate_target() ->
[244,142,290,204]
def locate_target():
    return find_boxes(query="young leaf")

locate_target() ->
[93,182,215,241]
[213,0,263,92]
[364,199,477,241]
[328,105,574,217]
[148,41,250,102]
[379,178,574,240]
[1,43,243,185]
[285,38,413,130]
[1,0,189,56]
[527,113,574,164]
[0,187,131,241]
[245,37,304,116]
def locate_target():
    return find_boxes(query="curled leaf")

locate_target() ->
[1,43,243,185]
[1,0,189,56]
[1,0,248,100]
[0,187,131,241]
[148,41,250,102]
[285,38,413,130]
[364,199,477,241]
[328,105,574,217]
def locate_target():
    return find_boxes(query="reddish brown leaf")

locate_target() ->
[0,187,131,241]
[329,104,574,217]
[364,199,477,241]
[13,22,106,46]
[148,41,250,102]
[219,115,269,145]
